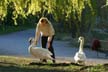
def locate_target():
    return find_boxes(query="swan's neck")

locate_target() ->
[29,45,33,51]
[79,40,84,52]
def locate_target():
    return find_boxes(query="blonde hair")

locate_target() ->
[38,17,51,25]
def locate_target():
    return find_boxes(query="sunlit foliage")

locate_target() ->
[0,0,108,37]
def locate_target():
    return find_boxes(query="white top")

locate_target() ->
[34,21,55,45]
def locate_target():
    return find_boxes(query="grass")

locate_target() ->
[0,25,35,35]
[54,31,72,41]
[0,56,108,72]
[91,30,108,40]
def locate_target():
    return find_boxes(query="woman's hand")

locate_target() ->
[31,41,37,47]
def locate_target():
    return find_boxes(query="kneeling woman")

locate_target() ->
[33,17,55,63]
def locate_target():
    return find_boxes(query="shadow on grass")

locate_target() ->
[29,62,71,66]
[0,65,64,72]
[0,62,76,72]
[0,61,108,72]
[29,62,84,67]
[2,61,104,72]
[0,64,71,72]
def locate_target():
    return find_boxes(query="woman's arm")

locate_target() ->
[33,24,40,45]
[48,23,55,42]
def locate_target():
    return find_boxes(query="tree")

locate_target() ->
[0,0,108,37]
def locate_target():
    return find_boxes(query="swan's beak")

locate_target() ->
[28,37,34,45]
[29,40,32,45]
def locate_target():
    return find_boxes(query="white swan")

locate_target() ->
[74,36,86,64]
[28,37,53,60]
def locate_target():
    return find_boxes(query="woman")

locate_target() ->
[33,17,55,63]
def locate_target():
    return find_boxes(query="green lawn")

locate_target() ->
[0,25,35,35]
[91,30,108,40]
[0,56,108,72]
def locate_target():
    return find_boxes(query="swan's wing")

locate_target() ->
[78,52,86,60]
[30,47,53,59]
[34,47,52,55]
[28,46,53,59]
[74,52,80,61]
[81,52,86,60]
[30,47,52,56]
[74,52,86,61]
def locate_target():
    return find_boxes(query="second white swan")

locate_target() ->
[74,36,86,64]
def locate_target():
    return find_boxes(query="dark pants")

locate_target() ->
[41,35,55,62]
